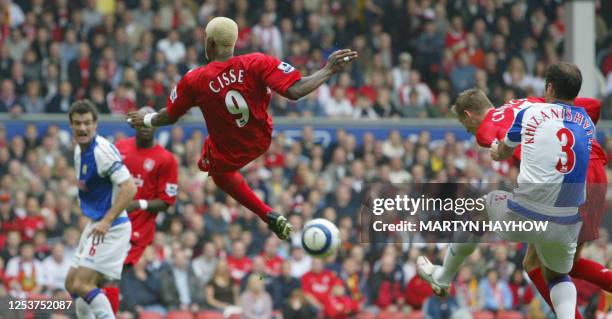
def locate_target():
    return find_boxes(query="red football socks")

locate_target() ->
[527,269,582,319]
[569,258,612,292]
[102,286,120,315]
[211,171,272,222]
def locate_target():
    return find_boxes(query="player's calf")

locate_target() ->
[69,268,115,319]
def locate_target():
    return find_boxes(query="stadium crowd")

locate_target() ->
[0,0,611,118]
[1,122,612,318]
[1,0,612,319]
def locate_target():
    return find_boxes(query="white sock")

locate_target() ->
[84,289,115,319]
[549,279,577,319]
[76,297,95,319]
[434,241,478,285]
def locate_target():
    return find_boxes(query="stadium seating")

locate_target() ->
[496,311,524,319]
[378,311,406,319]
[406,310,424,319]
[355,311,377,319]
[473,310,495,319]
[195,311,224,319]
[167,311,194,319]
[138,312,165,319]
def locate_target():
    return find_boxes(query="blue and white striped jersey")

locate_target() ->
[74,135,132,222]
[504,101,594,222]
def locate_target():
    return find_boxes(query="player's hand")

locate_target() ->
[126,111,145,128]
[89,219,111,244]
[325,49,358,74]
[490,141,501,161]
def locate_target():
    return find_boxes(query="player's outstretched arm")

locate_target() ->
[127,108,177,128]
[284,49,358,100]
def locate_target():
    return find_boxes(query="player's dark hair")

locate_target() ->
[68,99,98,123]
[452,88,493,117]
[544,62,582,101]
[19,241,34,250]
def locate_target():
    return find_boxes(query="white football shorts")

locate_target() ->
[72,219,131,280]
[485,190,581,274]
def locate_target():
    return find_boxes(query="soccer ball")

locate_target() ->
[301,218,341,258]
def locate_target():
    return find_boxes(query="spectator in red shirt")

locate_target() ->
[261,237,283,277]
[445,15,467,55]
[22,196,45,241]
[227,241,253,284]
[508,268,534,311]
[323,279,359,319]
[368,254,404,311]
[302,258,337,310]
[107,83,137,116]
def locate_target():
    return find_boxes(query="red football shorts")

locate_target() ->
[123,243,147,266]
[578,157,608,244]
[198,137,267,173]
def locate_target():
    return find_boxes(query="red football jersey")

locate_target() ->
[301,270,337,304]
[262,254,283,277]
[475,97,607,162]
[115,138,178,247]
[227,255,253,283]
[166,53,302,172]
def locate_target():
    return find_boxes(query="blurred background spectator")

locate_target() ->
[0,0,609,118]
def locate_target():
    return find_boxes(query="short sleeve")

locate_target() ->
[95,141,131,185]
[255,54,302,95]
[167,73,197,120]
[157,154,179,205]
[504,108,529,148]
[476,109,513,148]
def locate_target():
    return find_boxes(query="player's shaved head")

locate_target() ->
[135,106,156,146]
[452,88,494,117]
[544,62,582,101]
[205,17,238,49]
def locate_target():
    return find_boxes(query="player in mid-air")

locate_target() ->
[417,62,597,319]
[445,71,611,317]
[64,100,137,319]
[127,17,358,240]
[102,106,179,314]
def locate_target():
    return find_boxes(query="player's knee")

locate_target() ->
[69,269,100,296]
[71,281,95,297]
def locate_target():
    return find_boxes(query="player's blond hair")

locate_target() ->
[205,17,238,51]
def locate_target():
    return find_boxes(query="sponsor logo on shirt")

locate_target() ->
[165,183,178,197]
[170,86,178,103]
[144,158,155,172]
[277,62,295,74]
[134,175,144,188]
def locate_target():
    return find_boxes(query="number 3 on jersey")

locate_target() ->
[225,90,250,127]
[556,128,575,174]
